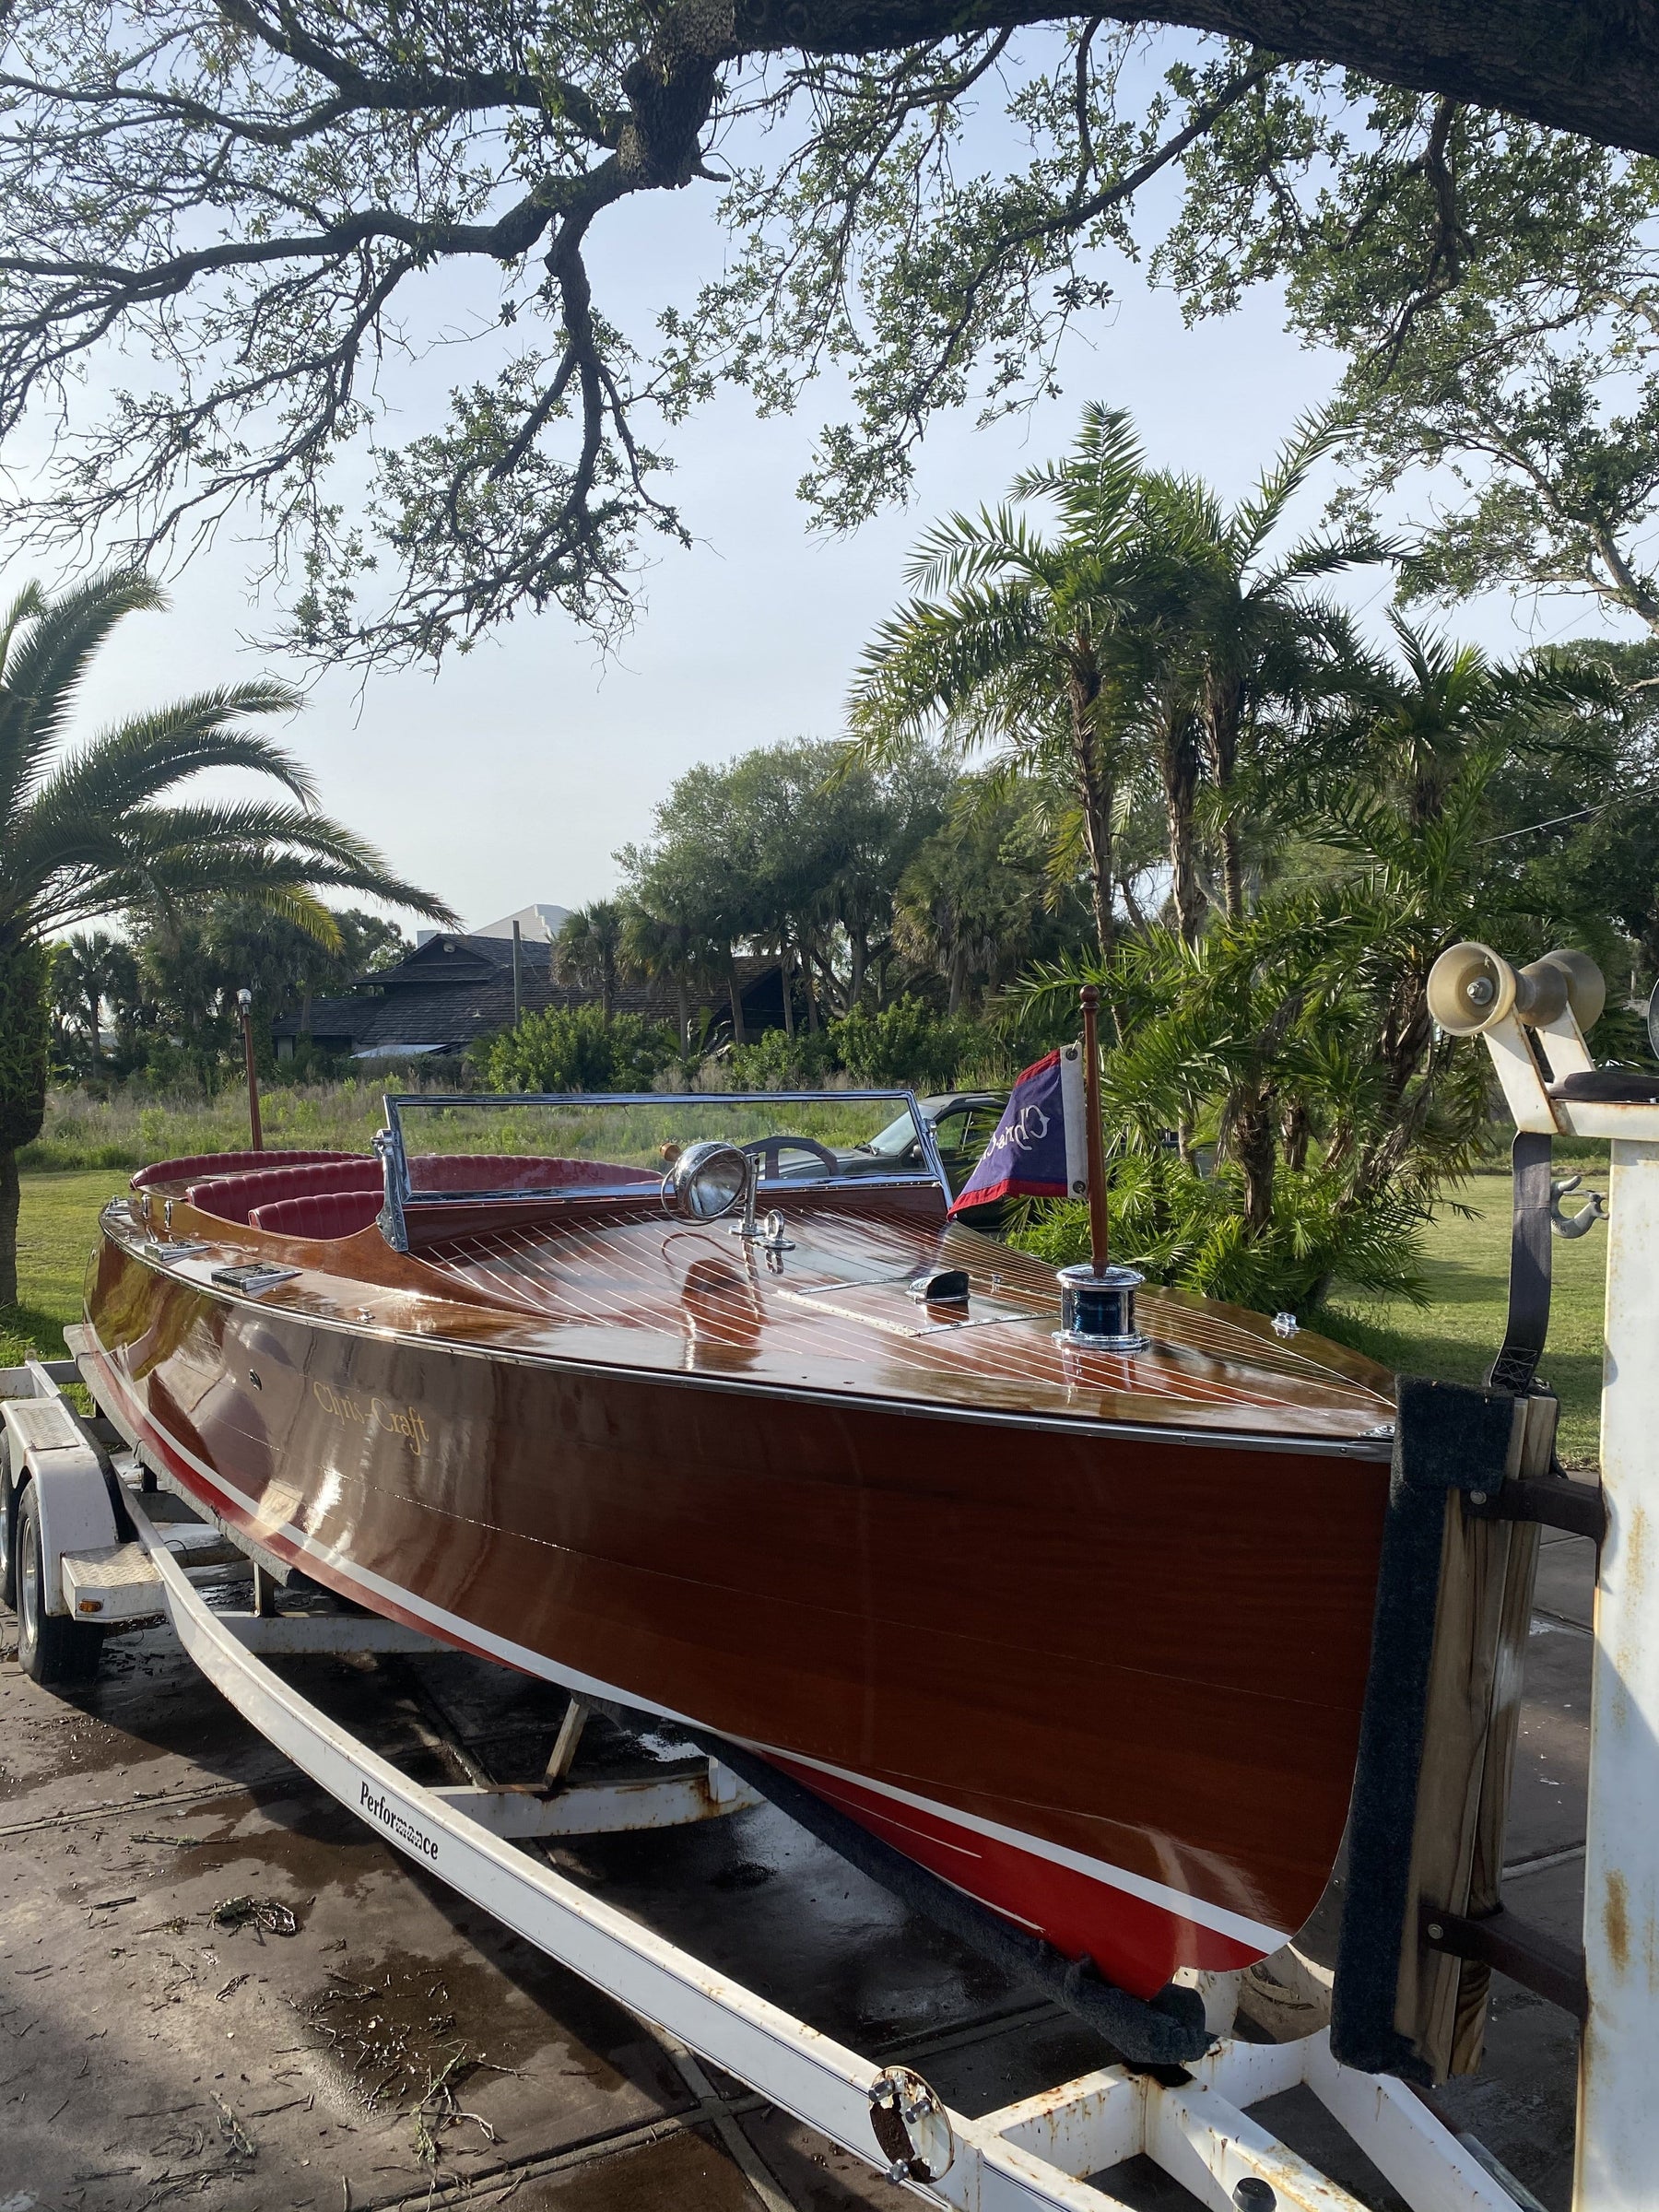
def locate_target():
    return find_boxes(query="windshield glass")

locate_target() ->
[384,1092,941,1202]
[864,1107,927,1159]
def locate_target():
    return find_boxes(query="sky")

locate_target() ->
[36,52,1642,934]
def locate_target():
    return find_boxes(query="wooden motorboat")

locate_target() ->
[80,1089,1397,2004]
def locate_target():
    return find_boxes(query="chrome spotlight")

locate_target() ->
[664,1140,755,1224]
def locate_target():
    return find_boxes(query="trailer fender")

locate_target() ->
[0,1396,121,1616]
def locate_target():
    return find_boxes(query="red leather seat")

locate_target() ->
[248,1189,382,1240]
[406,1153,657,1194]
[132,1148,356,1191]
[188,1157,380,1224]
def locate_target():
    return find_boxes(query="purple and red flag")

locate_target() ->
[947,1043,1088,1214]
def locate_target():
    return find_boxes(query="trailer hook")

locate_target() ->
[1549,1174,1606,1240]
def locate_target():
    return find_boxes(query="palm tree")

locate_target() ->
[1135,416,1384,925]
[1130,667,1208,944]
[619,897,716,1053]
[851,406,1173,967]
[555,900,627,1021]
[893,792,1060,1014]
[1305,614,1618,1162]
[52,930,137,1069]
[0,569,457,1305]
[1011,618,1618,1300]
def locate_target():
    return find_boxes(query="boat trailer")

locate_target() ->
[3,936,1651,2211]
[0,1340,1522,2212]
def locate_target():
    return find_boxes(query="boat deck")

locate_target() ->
[120,1159,1397,1449]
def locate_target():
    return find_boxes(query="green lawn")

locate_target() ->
[2,1165,1612,1465]
[0,1169,120,1367]
[1327,1170,1607,1468]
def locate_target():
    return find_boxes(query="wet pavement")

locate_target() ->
[0,1531,1593,2212]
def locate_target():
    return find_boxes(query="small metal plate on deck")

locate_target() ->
[210,1263,300,1295]
[141,1239,208,1262]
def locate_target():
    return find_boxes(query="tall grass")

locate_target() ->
[18,1080,928,1172]
[20,1082,405,1170]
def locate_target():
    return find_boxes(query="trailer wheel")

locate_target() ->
[14,1481,103,1687]
[0,1434,16,1611]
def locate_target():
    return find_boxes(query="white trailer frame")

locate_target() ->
[0,1342,1529,2212]
[1459,994,1659,2212]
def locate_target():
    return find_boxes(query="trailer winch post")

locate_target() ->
[1428,939,1659,2212]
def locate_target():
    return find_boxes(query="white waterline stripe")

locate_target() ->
[773,1747,1287,1955]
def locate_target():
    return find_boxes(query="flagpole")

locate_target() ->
[1079,983,1109,1277]
[237,986,263,1153]
[1055,987,1146,1352]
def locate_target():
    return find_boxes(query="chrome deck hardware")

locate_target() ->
[1054,1261,1147,1352]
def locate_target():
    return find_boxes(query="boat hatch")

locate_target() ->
[775,1276,1044,1336]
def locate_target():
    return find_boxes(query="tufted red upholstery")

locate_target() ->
[188,1157,380,1224]
[184,1150,657,1231]
[132,1148,356,1191]
[406,1153,657,1194]
[249,1189,382,1240]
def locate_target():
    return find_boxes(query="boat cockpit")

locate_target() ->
[139,1091,954,1252]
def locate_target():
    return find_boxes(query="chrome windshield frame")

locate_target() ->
[373,1089,953,1250]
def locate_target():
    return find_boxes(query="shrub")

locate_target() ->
[727,1028,839,1090]
[481,1005,677,1094]
[1010,1149,1430,1318]
[830,995,976,1091]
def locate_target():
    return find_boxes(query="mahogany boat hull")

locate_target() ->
[84,1224,1392,2000]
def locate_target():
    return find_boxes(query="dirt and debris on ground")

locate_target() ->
[0,1528,1593,2209]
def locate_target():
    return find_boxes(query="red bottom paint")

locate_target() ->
[770,1757,1264,1998]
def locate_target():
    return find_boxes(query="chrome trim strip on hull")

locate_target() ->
[81,1333,1286,1955]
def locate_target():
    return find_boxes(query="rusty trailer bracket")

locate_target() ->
[1471,1471,1608,1546]
[1421,1904,1589,2024]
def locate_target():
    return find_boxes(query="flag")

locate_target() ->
[947,1043,1088,1214]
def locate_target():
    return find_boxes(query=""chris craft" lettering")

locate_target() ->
[312,1380,430,1454]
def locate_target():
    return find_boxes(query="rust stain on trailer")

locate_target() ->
[1622,1500,1649,1606]
[1603,1871,1630,1979]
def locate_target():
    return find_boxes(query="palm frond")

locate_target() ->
[902,506,1043,598]
[17,703,311,851]
[0,570,165,821]
[0,584,44,692]
[0,568,451,983]
[1228,406,1349,565]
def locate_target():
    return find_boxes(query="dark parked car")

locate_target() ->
[850,1091,1012,1219]
[754,1090,1014,1220]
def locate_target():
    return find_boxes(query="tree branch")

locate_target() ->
[729,0,1659,160]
